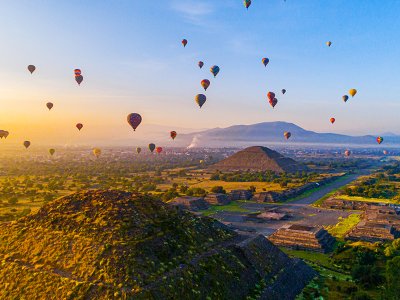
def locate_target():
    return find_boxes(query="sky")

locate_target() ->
[0,0,400,146]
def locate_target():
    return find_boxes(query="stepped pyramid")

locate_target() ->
[210,146,308,173]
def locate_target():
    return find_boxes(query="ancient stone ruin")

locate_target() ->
[168,196,209,211]
[268,224,335,253]
[204,193,231,205]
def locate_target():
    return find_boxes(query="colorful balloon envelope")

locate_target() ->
[74,69,81,76]
[342,95,349,102]
[376,136,383,144]
[198,61,204,69]
[75,75,83,85]
[156,147,163,154]
[93,148,101,158]
[182,39,187,47]
[49,148,55,156]
[27,65,36,74]
[349,89,357,97]
[326,41,332,47]
[210,65,220,77]
[127,113,142,131]
[76,123,83,131]
[281,89,286,95]
[46,102,53,110]
[262,58,269,67]
[345,150,351,157]
[195,94,207,108]
[269,98,278,108]
[23,141,31,149]
[201,79,210,91]
[149,143,156,153]
[136,147,142,154]
[244,0,251,9]
[330,118,335,124]
[284,132,291,140]
[267,92,275,102]
[170,131,177,140]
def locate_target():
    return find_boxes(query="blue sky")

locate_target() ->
[0,0,400,145]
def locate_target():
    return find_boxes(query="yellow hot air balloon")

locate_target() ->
[49,148,55,156]
[326,41,332,47]
[349,89,357,97]
[93,148,101,158]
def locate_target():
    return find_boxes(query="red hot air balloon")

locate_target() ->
[156,147,163,154]
[182,39,187,47]
[28,65,36,74]
[198,61,204,69]
[201,79,210,91]
[376,136,383,144]
[330,118,335,124]
[76,123,83,131]
[127,113,142,131]
[284,132,291,140]
[75,75,83,85]
[267,92,275,102]
[345,150,351,157]
[74,69,81,76]
[170,131,177,140]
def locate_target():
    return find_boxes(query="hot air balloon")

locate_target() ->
[244,0,251,9]
[93,148,101,158]
[349,89,357,97]
[27,65,36,74]
[200,159,204,164]
[195,94,207,108]
[76,123,83,131]
[383,150,388,155]
[74,69,81,76]
[75,75,83,85]
[49,148,55,156]
[267,92,275,102]
[262,58,269,67]
[23,141,31,149]
[210,65,220,77]
[284,132,291,140]
[201,79,210,91]
[156,147,163,154]
[170,131,177,140]
[127,113,142,131]
[136,147,142,154]
[3,131,9,139]
[282,89,286,95]
[182,39,187,47]
[342,95,349,102]
[345,150,351,157]
[269,98,278,108]
[0,130,5,139]
[376,136,383,144]
[330,118,336,124]
[149,143,156,153]
[326,41,332,47]
[46,102,53,110]
[198,61,204,69]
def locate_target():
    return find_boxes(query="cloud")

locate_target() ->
[171,1,215,26]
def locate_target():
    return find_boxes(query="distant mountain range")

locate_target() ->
[178,122,400,148]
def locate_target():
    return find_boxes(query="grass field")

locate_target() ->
[200,201,252,217]
[325,214,362,239]
[190,180,290,192]
[336,195,395,204]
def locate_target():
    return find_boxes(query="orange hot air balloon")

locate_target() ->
[27,65,36,74]
[74,69,81,76]
[267,92,275,102]
[93,148,101,158]
[345,150,351,157]
[376,136,383,144]
[46,102,53,110]
[76,123,83,131]
[284,132,291,140]
[182,39,187,47]
[195,94,206,108]
[23,141,31,149]
[156,146,163,154]
[349,89,357,97]
[75,75,83,85]
[201,79,210,91]
[170,131,177,140]
[330,118,335,124]
[198,61,204,69]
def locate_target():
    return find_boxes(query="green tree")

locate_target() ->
[385,256,400,299]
